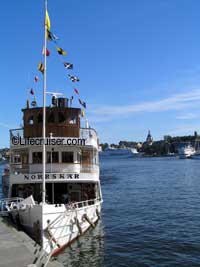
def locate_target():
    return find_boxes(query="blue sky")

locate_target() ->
[1,0,200,147]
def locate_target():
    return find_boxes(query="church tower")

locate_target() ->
[146,130,153,145]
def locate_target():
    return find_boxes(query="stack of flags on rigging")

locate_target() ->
[30,8,88,113]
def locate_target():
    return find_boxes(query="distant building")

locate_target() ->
[146,130,153,145]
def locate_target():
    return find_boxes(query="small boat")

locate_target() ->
[130,148,142,156]
[103,146,142,157]
[178,144,195,159]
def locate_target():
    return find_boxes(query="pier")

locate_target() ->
[0,217,63,267]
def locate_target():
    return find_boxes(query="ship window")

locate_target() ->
[48,112,55,123]
[32,152,42,164]
[47,151,59,163]
[22,153,29,164]
[27,116,34,125]
[69,116,76,124]
[14,153,21,163]
[37,113,43,123]
[82,150,92,165]
[58,112,66,123]
[62,152,73,163]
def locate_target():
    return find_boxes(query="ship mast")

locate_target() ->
[42,0,48,204]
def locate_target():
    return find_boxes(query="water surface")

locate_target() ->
[59,155,200,267]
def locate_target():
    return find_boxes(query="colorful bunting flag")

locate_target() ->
[42,47,50,56]
[74,88,79,95]
[38,63,44,74]
[81,109,85,117]
[63,62,73,69]
[47,30,59,42]
[34,76,39,82]
[79,99,86,109]
[56,47,67,56]
[68,75,80,82]
[45,10,51,31]
[30,88,34,95]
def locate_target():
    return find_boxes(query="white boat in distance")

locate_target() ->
[1,0,102,259]
[103,146,141,157]
[178,144,195,159]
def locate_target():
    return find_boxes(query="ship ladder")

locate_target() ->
[75,216,82,235]
[83,214,95,228]
[45,227,61,248]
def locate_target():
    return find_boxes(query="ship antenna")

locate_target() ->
[42,0,48,204]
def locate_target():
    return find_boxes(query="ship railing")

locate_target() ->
[46,198,101,229]
[9,127,98,141]
[81,164,99,173]
[0,197,24,216]
[80,128,98,143]
[10,163,30,174]
[10,162,98,174]
[70,197,101,209]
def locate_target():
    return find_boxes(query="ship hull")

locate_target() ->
[15,199,102,255]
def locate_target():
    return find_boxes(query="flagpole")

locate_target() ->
[42,0,48,204]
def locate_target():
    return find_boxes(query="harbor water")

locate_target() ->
[1,156,200,266]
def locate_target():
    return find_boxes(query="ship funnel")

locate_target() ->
[58,98,68,108]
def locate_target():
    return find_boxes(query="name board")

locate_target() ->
[24,173,79,181]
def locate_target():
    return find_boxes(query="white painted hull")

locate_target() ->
[16,200,102,255]
[103,148,135,156]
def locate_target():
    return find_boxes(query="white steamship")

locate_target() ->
[1,0,102,258]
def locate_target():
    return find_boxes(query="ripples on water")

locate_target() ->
[2,157,200,266]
